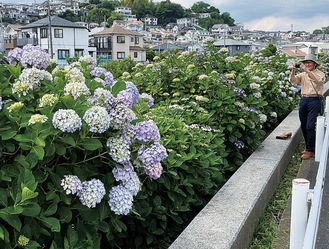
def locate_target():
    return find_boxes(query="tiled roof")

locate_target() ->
[20,16,86,29]
[280,48,306,58]
[92,25,141,36]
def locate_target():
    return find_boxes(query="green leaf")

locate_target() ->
[60,136,76,146]
[40,217,61,232]
[112,80,126,96]
[0,226,4,240]
[55,144,66,155]
[14,134,33,142]
[34,137,46,147]
[31,146,45,160]
[21,203,41,217]
[0,212,21,231]
[0,130,17,140]
[21,186,38,203]
[43,202,58,216]
[80,138,103,151]
[67,226,79,247]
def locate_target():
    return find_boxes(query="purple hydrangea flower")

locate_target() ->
[134,120,160,143]
[121,171,140,196]
[112,163,134,182]
[78,179,106,208]
[88,88,117,112]
[20,45,50,69]
[144,162,163,180]
[109,104,136,130]
[125,81,139,104]
[90,67,107,77]
[104,72,115,87]
[108,185,134,215]
[138,143,168,166]
[6,47,23,65]
[234,87,247,97]
[61,175,82,195]
[139,93,154,108]
[117,90,133,109]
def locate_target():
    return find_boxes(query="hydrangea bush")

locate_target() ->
[126,44,300,168]
[0,45,168,248]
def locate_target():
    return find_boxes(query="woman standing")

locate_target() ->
[289,54,326,159]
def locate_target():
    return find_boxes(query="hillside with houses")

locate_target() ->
[0,0,328,65]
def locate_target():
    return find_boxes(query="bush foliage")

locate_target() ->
[0,44,302,248]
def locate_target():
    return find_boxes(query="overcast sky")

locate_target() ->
[4,0,329,32]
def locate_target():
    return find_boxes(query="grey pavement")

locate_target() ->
[273,155,329,249]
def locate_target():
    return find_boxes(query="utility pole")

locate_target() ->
[47,0,53,58]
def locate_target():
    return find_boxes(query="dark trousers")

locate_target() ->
[299,97,323,152]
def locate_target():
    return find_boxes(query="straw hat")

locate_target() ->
[300,54,319,65]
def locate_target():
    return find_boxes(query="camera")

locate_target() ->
[295,63,301,68]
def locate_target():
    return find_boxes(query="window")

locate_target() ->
[135,37,139,44]
[40,28,48,38]
[58,49,70,60]
[236,46,240,51]
[117,52,125,59]
[117,36,125,43]
[75,49,84,57]
[134,52,138,58]
[54,29,63,38]
[131,37,134,42]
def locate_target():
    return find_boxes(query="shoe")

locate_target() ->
[300,150,308,155]
[276,131,292,140]
[301,151,314,159]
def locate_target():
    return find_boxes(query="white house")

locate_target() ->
[17,16,96,66]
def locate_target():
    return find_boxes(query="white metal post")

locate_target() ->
[290,178,310,249]
[315,116,325,162]
[326,96,329,120]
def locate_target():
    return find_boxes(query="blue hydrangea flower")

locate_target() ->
[83,106,110,133]
[118,124,136,146]
[20,45,50,69]
[78,179,106,208]
[125,81,139,104]
[90,67,107,77]
[117,90,133,109]
[144,162,163,180]
[6,47,23,66]
[134,120,160,143]
[87,88,117,111]
[104,72,115,87]
[108,185,134,215]
[138,143,168,166]
[52,109,82,133]
[234,87,247,97]
[112,163,134,182]
[139,93,154,108]
[61,175,82,195]
[121,171,140,196]
[109,104,136,130]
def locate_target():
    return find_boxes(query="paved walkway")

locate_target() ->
[273,158,318,249]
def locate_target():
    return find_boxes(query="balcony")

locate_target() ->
[17,38,38,47]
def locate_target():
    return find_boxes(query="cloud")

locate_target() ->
[244,15,329,32]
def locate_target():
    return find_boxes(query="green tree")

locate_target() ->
[220,12,235,26]
[58,10,80,22]
[87,8,112,24]
[155,0,185,26]
[191,1,213,13]
[107,12,125,26]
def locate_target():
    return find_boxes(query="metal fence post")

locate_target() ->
[290,178,310,249]
[315,116,325,162]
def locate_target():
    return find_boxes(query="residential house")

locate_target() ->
[114,7,137,21]
[3,24,23,52]
[141,14,158,27]
[89,25,146,62]
[177,42,205,52]
[151,42,183,52]
[17,16,96,66]
[213,39,250,55]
